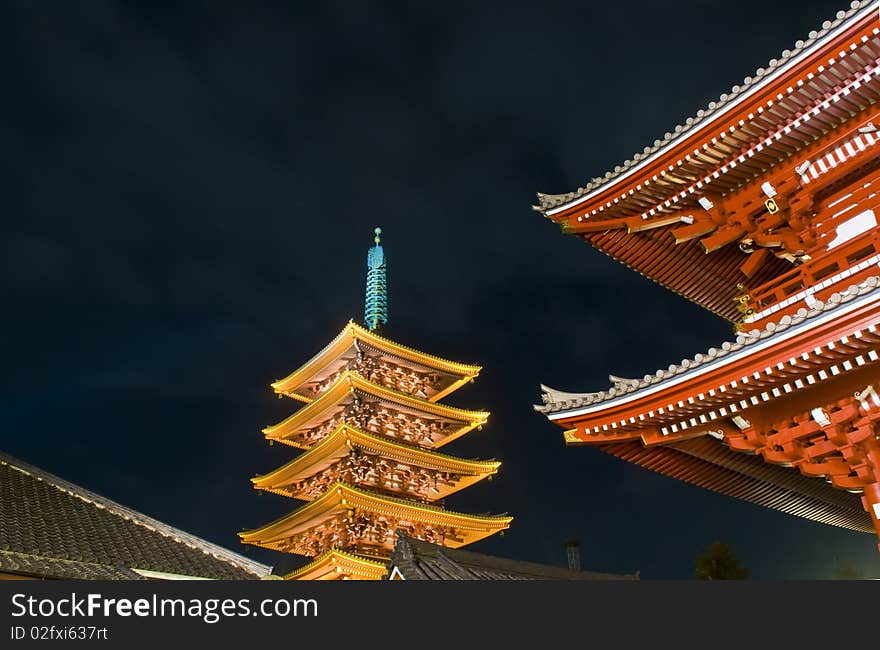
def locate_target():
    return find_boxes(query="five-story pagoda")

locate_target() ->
[239,228,512,580]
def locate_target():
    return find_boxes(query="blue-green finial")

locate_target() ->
[365,227,388,332]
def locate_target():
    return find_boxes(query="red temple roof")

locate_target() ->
[599,437,874,534]
[533,1,880,321]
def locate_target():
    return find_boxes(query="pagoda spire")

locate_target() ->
[241,233,511,579]
[365,227,388,332]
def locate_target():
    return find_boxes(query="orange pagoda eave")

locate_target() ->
[534,1,880,324]
[280,548,389,581]
[536,278,880,534]
[533,0,880,551]
[270,320,481,404]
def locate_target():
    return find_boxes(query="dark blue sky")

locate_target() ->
[3,0,878,578]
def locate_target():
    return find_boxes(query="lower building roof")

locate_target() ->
[0,451,272,580]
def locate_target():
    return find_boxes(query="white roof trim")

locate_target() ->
[547,283,880,420]
[543,1,877,216]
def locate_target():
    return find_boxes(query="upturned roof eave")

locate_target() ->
[262,370,490,443]
[252,423,500,490]
[282,548,388,580]
[0,452,272,579]
[238,481,512,545]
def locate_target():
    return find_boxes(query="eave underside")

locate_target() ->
[598,436,873,533]
[582,230,792,321]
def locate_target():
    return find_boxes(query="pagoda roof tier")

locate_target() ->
[238,482,512,553]
[282,548,388,581]
[271,321,481,403]
[532,1,880,321]
[252,423,500,501]
[536,274,880,438]
[263,371,489,450]
[598,436,874,534]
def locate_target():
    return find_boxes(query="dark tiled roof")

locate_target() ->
[0,550,142,580]
[0,452,271,580]
[388,536,638,581]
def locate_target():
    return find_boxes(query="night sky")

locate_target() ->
[4,0,879,579]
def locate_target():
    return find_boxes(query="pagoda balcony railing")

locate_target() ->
[746,227,880,324]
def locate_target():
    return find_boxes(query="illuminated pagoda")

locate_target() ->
[534,1,880,551]
[240,228,512,579]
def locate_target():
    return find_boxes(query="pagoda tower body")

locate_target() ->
[532,1,880,552]
[240,229,511,579]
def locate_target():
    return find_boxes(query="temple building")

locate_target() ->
[533,1,880,551]
[240,228,512,579]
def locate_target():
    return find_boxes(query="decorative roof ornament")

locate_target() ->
[365,227,388,332]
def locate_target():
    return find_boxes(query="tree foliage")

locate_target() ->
[694,541,749,580]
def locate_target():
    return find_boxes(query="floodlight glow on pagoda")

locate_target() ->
[241,228,511,579]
